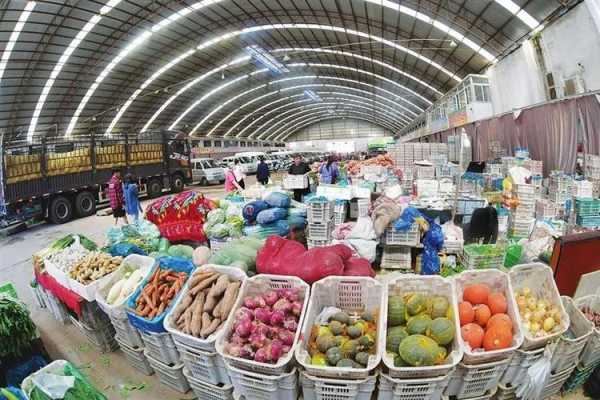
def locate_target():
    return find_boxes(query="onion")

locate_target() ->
[240,344,255,360]
[255,308,273,324]
[291,301,303,317]
[235,307,255,322]
[235,319,253,338]
[229,334,246,346]
[270,310,285,326]
[254,347,270,363]
[269,339,284,361]
[283,317,298,332]
[249,332,268,349]
[263,290,279,306]
[273,298,292,313]
[226,344,242,357]
[278,329,295,346]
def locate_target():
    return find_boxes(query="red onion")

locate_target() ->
[263,290,279,306]
[243,296,260,309]
[269,339,284,361]
[226,343,242,357]
[291,301,303,317]
[229,333,246,346]
[240,344,255,360]
[249,332,268,349]
[273,298,292,313]
[235,307,254,322]
[283,317,298,332]
[235,319,253,338]
[278,329,295,346]
[254,308,273,324]
[270,310,286,326]
[254,347,270,363]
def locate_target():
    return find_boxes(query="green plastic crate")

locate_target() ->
[0,282,18,299]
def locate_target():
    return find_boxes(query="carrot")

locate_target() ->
[157,301,166,316]
[165,275,179,282]
[143,291,153,308]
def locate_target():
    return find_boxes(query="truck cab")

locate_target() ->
[191,158,225,185]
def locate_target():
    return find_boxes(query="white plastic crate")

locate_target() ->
[444,359,510,399]
[499,346,545,386]
[111,314,143,348]
[509,263,570,350]
[456,198,486,215]
[574,294,600,367]
[536,199,558,220]
[144,350,190,393]
[416,166,435,179]
[378,371,452,400]
[381,246,412,270]
[572,180,594,198]
[70,316,119,353]
[308,221,334,240]
[384,224,420,246]
[509,218,534,238]
[333,201,347,225]
[415,179,439,198]
[308,201,335,223]
[44,290,71,325]
[442,239,464,254]
[296,276,385,379]
[307,239,332,249]
[301,371,377,400]
[226,363,298,400]
[357,199,370,217]
[176,340,230,385]
[541,365,577,399]
[453,270,523,363]
[29,282,47,308]
[551,296,593,373]
[383,275,462,379]
[283,173,309,189]
[115,336,154,376]
[216,274,310,375]
[494,383,516,400]
[139,330,181,365]
[164,265,247,353]
[184,368,234,400]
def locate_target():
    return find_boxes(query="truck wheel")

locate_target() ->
[75,191,96,217]
[147,179,162,198]
[200,177,208,186]
[49,196,73,224]
[171,174,184,193]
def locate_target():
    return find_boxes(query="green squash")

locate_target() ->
[359,334,375,349]
[427,317,455,346]
[326,346,342,366]
[347,325,362,339]
[431,296,450,319]
[341,339,360,358]
[386,326,409,353]
[355,351,369,366]
[336,358,354,368]
[331,312,350,325]
[329,320,345,336]
[434,345,448,365]
[406,293,427,316]
[388,296,407,326]
[316,335,336,353]
[398,334,440,367]
[407,314,432,335]
[311,353,327,366]
[394,354,408,367]
[361,310,375,322]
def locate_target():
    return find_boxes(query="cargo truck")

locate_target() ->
[0,131,192,228]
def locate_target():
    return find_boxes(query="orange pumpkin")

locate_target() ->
[487,292,508,315]
[461,323,485,349]
[463,284,491,305]
[483,325,513,351]
[458,301,475,326]
[474,304,491,327]
[487,313,513,331]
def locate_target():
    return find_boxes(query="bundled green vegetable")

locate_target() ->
[0,296,38,358]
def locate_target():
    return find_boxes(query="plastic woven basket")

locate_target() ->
[184,368,234,400]
[176,340,230,385]
[164,265,247,353]
[550,296,593,373]
[295,276,385,379]
[499,346,545,386]
[444,359,510,399]
[378,370,452,400]
[382,274,462,379]
[384,224,420,246]
[509,263,570,350]
[574,294,600,367]
[300,371,377,400]
[144,350,189,393]
[453,270,523,363]
[216,274,310,375]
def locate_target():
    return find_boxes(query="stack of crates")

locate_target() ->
[572,180,594,198]
[307,201,334,247]
[511,184,535,238]
[380,246,412,271]
[69,302,119,353]
[333,200,347,225]
[575,198,600,228]
[535,199,558,220]
[523,159,543,176]
[549,174,573,205]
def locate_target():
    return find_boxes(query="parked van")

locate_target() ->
[234,151,277,171]
[191,158,225,185]
[221,155,257,174]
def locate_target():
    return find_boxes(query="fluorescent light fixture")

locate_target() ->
[304,90,322,102]
[0,1,35,86]
[244,45,289,75]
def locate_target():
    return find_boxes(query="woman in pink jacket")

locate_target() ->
[224,163,242,193]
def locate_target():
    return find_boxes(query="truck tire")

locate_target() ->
[75,191,96,217]
[171,174,184,193]
[147,179,162,198]
[49,196,73,224]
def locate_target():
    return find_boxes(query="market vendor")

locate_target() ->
[289,154,310,202]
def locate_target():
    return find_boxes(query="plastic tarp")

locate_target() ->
[256,207,288,225]
[242,200,270,223]
[263,192,291,208]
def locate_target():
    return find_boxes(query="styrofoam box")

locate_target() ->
[551,296,593,373]
[296,276,385,379]
[176,340,230,385]
[453,270,523,363]
[509,263,570,350]
[301,371,377,400]
[574,294,600,367]
[226,363,298,400]
[68,255,126,302]
[164,265,247,353]
[144,350,190,393]
[283,173,309,189]
[184,368,234,400]
[378,370,452,400]
[216,274,310,375]
[96,254,155,320]
[444,359,510,399]
[383,275,462,379]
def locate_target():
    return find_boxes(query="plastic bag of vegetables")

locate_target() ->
[167,245,194,260]
[206,209,226,229]
[208,237,265,272]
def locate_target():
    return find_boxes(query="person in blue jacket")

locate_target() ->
[319,155,339,184]
[257,156,270,185]
[124,173,143,222]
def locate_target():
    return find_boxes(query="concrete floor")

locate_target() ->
[0,175,589,399]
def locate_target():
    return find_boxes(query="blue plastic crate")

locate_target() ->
[126,256,194,333]
[576,215,600,228]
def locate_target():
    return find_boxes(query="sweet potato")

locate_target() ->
[189,271,216,287]
[199,312,212,338]
[208,274,230,298]
[219,281,241,320]
[189,274,219,295]
[201,317,221,338]
[190,292,206,337]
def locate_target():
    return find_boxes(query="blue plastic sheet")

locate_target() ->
[264,192,291,208]
[256,207,288,225]
[108,242,146,257]
[243,200,270,222]
[393,207,423,232]
[5,356,47,387]
[421,220,444,275]
[287,214,307,230]
[243,220,290,239]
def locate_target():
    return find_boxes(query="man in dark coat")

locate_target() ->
[257,156,270,185]
[288,154,310,202]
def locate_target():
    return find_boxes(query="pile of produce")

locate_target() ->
[459,283,513,351]
[44,242,91,273]
[386,293,454,367]
[204,208,244,240]
[106,221,161,254]
[106,267,146,306]
[463,244,506,269]
[222,288,304,364]
[34,235,97,271]
[0,296,37,358]
[69,252,123,284]
[170,270,241,339]
[134,268,188,320]
[581,304,600,328]
[514,287,562,338]
[308,310,377,369]
[346,155,394,175]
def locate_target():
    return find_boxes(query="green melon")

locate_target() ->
[431,296,450,319]
[398,334,439,367]
[388,296,407,326]
[407,314,432,335]
[406,293,428,316]
[386,326,409,353]
[427,317,455,346]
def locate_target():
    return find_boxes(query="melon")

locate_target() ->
[427,317,455,345]
[398,335,439,367]
[407,314,432,335]
[388,296,407,326]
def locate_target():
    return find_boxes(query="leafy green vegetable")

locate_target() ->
[0,296,37,358]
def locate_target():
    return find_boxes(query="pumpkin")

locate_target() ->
[474,304,491,327]
[434,345,448,365]
[487,292,508,315]
[463,283,491,305]
[386,326,409,353]
[431,296,450,319]
[461,323,485,349]
[406,293,427,316]
[427,317,455,345]
[407,314,432,335]
[458,301,475,326]
[388,296,407,326]
[487,313,513,331]
[483,325,513,351]
[398,335,439,367]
